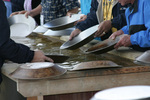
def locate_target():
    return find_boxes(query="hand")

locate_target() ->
[69,29,81,40]
[74,15,87,25]
[66,12,73,17]
[114,34,132,49]
[109,30,124,40]
[10,12,19,17]
[25,11,31,18]
[10,10,27,17]
[94,20,112,37]
[31,50,54,62]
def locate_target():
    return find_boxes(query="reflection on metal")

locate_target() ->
[33,26,48,33]
[84,35,121,54]
[43,28,74,36]
[60,25,99,50]
[8,14,36,37]
[135,50,150,64]
[9,62,67,80]
[70,60,121,71]
[43,14,83,30]
[46,54,70,63]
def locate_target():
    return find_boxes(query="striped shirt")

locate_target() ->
[41,0,80,23]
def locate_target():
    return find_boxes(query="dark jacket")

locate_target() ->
[76,0,127,31]
[11,0,25,12]
[0,0,34,83]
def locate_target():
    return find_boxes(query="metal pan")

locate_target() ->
[43,14,83,30]
[60,24,99,50]
[33,26,48,33]
[135,50,150,64]
[9,62,67,80]
[43,28,74,36]
[46,55,70,63]
[84,35,121,54]
[70,60,121,71]
[8,14,36,37]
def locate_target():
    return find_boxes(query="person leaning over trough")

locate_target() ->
[25,0,80,24]
[10,0,41,25]
[0,0,53,83]
[110,0,150,52]
[69,0,128,41]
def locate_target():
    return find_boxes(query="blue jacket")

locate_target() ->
[121,0,150,50]
[76,0,127,31]
[0,0,34,83]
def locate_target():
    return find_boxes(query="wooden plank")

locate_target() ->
[27,97,37,100]
[17,72,150,97]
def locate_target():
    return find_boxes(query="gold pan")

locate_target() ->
[70,60,121,71]
[9,62,67,80]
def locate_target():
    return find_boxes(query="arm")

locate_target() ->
[25,4,42,18]
[0,1,53,63]
[111,3,127,30]
[76,0,99,31]
[130,1,150,47]
[64,0,80,16]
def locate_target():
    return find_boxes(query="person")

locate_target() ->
[80,0,92,15]
[110,0,150,52]
[10,0,41,25]
[11,0,25,12]
[69,0,127,41]
[0,0,53,83]
[25,0,80,24]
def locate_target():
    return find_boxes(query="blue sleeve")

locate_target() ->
[0,0,34,63]
[76,0,99,31]
[121,25,129,35]
[130,1,150,47]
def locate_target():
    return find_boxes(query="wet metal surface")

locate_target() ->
[11,35,138,70]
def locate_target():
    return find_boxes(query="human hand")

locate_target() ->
[10,12,19,17]
[69,29,81,40]
[109,30,124,40]
[94,20,112,37]
[114,34,132,49]
[31,50,53,62]
[74,15,87,25]
[10,11,27,17]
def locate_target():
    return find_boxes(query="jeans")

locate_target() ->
[4,1,12,17]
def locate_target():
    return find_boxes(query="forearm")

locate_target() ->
[67,7,79,14]
[29,4,42,17]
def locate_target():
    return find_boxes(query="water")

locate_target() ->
[12,35,136,70]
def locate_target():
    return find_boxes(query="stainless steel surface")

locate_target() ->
[90,86,150,100]
[135,50,150,64]
[46,54,70,63]
[84,35,121,54]
[43,14,83,30]
[134,60,150,66]
[60,24,99,50]
[8,14,36,37]
[9,62,67,80]
[33,26,48,33]
[70,60,121,71]
[43,27,74,36]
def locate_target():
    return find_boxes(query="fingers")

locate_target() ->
[69,29,81,40]
[25,12,30,18]
[10,12,19,17]
[44,56,54,62]
[94,24,104,37]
